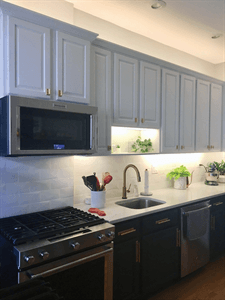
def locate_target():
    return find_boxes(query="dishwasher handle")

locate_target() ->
[182,205,211,216]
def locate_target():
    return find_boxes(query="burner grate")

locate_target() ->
[0,207,105,245]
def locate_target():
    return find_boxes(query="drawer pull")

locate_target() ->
[176,228,181,247]
[213,202,223,206]
[118,228,136,236]
[155,218,171,225]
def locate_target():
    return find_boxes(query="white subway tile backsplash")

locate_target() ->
[40,189,60,201]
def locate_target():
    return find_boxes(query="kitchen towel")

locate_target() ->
[185,207,209,240]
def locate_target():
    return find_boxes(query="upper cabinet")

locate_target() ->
[7,17,51,99]
[56,31,90,103]
[1,2,98,103]
[113,53,160,129]
[161,70,196,153]
[113,53,139,126]
[196,80,222,152]
[91,46,111,155]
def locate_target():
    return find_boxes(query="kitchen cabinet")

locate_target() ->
[3,10,96,103]
[113,54,160,129]
[7,17,51,99]
[91,46,112,155]
[195,80,222,152]
[161,70,196,153]
[113,209,180,299]
[56,31,90,104]
[113,219,141,300]
[113,53,139,127]
[210,196,225,260]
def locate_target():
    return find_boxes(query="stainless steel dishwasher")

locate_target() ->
[180,201,211,277]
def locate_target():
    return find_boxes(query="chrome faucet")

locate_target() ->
[122,164,141,199]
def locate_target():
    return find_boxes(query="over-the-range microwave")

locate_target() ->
[0,95,98,156]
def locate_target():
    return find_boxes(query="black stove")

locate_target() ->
[0,207,105,246]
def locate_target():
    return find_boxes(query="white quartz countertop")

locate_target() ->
[74,182,225,224]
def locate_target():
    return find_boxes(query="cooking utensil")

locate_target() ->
[100,174,113,191]
[87,174,98,191]
[82,176,94,191]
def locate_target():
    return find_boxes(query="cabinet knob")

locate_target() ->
[46,88,51,96]
[39,251,49,260]
[207,145,210,150]
[181,145,185,150]
[141,118,144,123]
[107,145,111,151]
[24,255,35,264]
[58,90,63,97]
[135,118,138,123]
[176,145,179,150]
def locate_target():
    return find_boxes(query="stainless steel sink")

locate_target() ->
[115,197,166,209]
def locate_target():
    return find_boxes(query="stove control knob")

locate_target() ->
[39,251,49,260]
[71,242,80,250]
[97,234,106,242]
[106,231,115,238]
[24,255,35,264]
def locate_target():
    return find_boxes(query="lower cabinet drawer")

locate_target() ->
[142,208,179,234]
[114,218,140,243]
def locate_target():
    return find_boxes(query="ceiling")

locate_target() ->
[66,0,225,64]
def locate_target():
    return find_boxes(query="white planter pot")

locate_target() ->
[174,177,186,190]
[218,175,225,183]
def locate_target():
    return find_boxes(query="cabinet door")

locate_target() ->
[113,53,138,126]
[141,227,179,295]
[8,17,51,98]
[140,62,160,128]
[161,69,180,153]
[180,74,196,152]
[56,31,90,103]
[114,239,140,300]
[210,83,222,151]
[91,46,111,155]
[210,209,225,260]
[195,79,210,152]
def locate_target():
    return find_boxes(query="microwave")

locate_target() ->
[0,96,98,156]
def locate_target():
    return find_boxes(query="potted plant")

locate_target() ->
[114,145,121,154]
[131,136,153,153]
[212,160,225,182]
[166,165,191,190]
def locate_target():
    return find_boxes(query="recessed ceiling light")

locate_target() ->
[151,0,167,9]
[211,34,223,39]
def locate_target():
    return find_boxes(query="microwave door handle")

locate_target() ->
[26,246,113,279]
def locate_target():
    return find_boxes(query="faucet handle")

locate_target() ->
[127,184,131,193]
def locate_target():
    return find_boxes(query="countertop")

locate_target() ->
[74,182,225,224]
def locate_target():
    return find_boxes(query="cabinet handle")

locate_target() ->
[213,202,223,206]
[141,118,144,123]
[136,241,140,263]
[118,228,136,236]
[46,88,51,95]
[135,118,138,123]
[16,129,20,137]
[176,228,181,247]
[58,90,63,97]
[181,145,185,150]
[155,218,171,225]
[107,146,111,151]
[211,145,213,149]
[176,145,179,150]
[207,145,210,150]
[211,216,216,231]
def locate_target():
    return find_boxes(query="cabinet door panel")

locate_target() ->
[180,75,196,152]
[141,227,179,295]
[210,83,222,151]
[8,17,50,98]
[161,69,179,153]
[91,47,111,155]
[140,62,160,128]
[114,239,140,300]
[56,31,90,103]
[210,209,225,260]
[195,79,210,152]
[113,53,138,126]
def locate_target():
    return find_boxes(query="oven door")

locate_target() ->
[19,243,113,300]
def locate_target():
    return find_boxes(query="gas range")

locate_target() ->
[0,206,115,270]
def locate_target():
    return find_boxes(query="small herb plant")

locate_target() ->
[167,165,191,181]
[116,145,120,149]
[131,136,153,153]
[211,160,225,175]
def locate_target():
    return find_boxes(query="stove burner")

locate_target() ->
[0,207,105,245]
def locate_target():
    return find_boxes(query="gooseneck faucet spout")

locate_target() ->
[122,164,141,199]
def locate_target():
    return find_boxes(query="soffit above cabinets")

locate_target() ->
[67,0,225,64]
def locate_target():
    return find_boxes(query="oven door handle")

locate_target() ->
[27,246,113,279]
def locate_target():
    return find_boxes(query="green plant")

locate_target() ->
[116,145,120,148]
[166,165,191,180]
[131,136,153,153]
[212,160,225,175]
